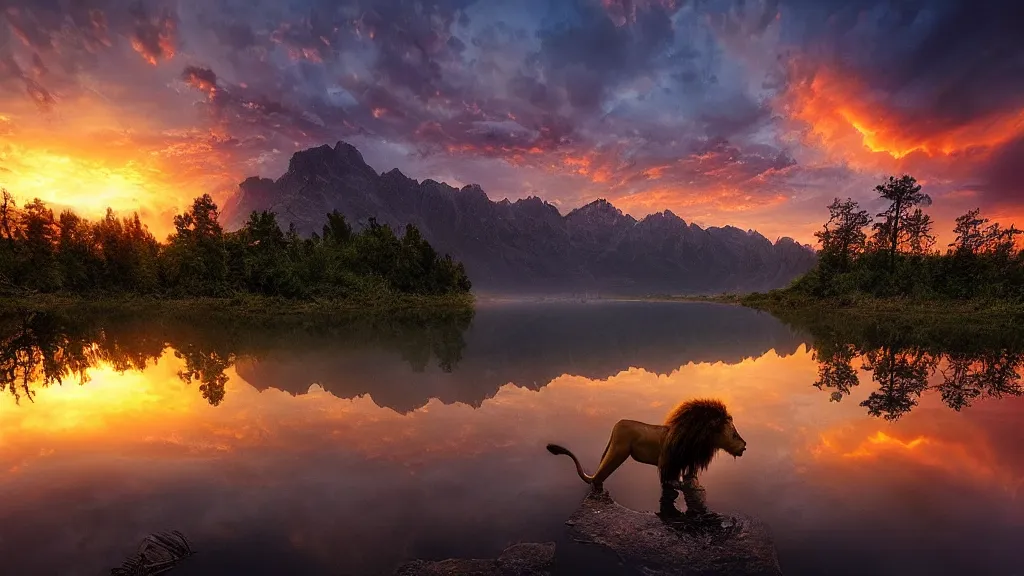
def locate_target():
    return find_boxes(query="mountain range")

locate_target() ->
[222,141,817,294]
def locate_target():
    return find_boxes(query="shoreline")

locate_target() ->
[737,291,1024,320]
[0,292,476,319]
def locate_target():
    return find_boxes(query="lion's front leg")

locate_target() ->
[680,472,708,514]
[658,480,682,517]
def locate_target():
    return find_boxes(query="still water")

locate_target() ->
[2,301,1023,575]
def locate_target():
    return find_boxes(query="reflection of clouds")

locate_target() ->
[2,345,1024,575]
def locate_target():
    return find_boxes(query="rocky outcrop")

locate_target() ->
[393,493,782,576]
[565,491,782,575]
[223,141,817,295]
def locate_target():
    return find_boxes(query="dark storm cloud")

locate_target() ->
[534,0,675,112]
[127,0,178,64]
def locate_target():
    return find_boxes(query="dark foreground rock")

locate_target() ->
[394,492,781,575]
[394,542,556,576]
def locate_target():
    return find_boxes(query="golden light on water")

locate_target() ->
[3,340,1024,576]
[3,344,1021,494]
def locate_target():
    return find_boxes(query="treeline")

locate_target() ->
[797,174,1024,300]
[0,190,471,299]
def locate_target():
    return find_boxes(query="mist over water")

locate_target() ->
[2,301,1023,576]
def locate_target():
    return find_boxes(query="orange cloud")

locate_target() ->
[783,67,1024,166]
[615,185,788,216]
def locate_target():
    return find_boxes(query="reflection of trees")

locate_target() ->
[938,351,1024,412]
[175,346,232,407]
[812,341,860,402]
[860,347,937,421]
[800,317,1024,420]
[1,312,103,404]
[0,307,473,407]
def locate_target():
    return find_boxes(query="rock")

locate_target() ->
[393,493,782,576]
[394,542,556,576]
[565,491,782,576]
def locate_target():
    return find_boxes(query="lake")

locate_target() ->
[2,300,1023,575]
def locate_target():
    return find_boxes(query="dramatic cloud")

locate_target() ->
[0,0,1021,244]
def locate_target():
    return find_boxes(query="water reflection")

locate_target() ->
[0,308,474,407]
[2,302,1023,576]
[805,321,1024,421]
[2,301,805,413]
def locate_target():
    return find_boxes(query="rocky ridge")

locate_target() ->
[223,141,816,294]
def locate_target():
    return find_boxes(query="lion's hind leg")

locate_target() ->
[590,428,631,492]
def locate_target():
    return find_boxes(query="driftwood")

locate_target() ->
[110,530,195,576]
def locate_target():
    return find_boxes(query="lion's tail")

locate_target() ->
[546,443,595,484]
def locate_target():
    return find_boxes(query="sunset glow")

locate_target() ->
[0,1,1019,246]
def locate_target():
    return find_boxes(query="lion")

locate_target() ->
[546,398,746,515]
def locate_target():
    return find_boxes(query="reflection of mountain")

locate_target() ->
[234,301,805,413]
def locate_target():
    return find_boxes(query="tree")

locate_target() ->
[903,208,935,256]
[870,175,931,260]
[17,198,61,291]
[57,210,99,291]
[163,194,228,295]
[814,198,872,271]
[322,211,352,245]
[0,188,14,243]
[237,210,302,296]
[950,208,989,256]
[982,222,1022,257]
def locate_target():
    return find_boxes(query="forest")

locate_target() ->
[771,174,1024,302]
[0,190,472,301]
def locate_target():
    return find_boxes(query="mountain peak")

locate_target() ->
[566,198,637,228]
[285,141,374,178]
[572,198,620,215]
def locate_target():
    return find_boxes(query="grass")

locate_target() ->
[631,287,1024,340]
[737,289,1024,320]
[0,291,475,322]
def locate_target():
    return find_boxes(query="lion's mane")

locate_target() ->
[658,398,732,485]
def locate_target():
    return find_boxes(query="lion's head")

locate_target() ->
[658,398,746,484]
[716,414,747,457]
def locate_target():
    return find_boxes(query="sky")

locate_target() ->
[1,0,1022,245]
